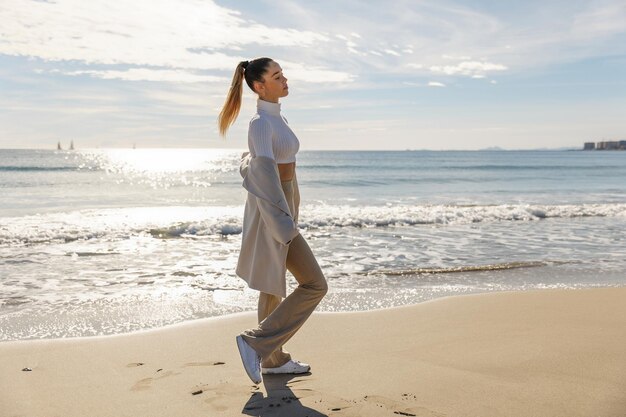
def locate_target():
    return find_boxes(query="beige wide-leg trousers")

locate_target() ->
[241,178,328,368]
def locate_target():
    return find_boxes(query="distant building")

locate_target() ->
[583,140,625,150]
[597,141,619,150]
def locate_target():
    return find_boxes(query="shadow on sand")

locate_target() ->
[241,372,327,416]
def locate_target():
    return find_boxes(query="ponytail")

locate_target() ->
[218,60,248,137]
[217,57,274,137]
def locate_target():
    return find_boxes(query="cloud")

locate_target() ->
[442,54,472,60]
[56,64,352,84]
[430,61,508,78]
[571,2,626,39]
[6,0,621,89]
[0,0,350,83]
[264,0,626,85]
[428,81,446,87]
[280,61,354,83]
[60,69,227,83]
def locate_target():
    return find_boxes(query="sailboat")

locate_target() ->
[69,140,75,151]
[57,141,62,150]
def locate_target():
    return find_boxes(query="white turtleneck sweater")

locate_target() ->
[248,99,300,164]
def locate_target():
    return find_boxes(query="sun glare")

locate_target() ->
[81,148,237,174]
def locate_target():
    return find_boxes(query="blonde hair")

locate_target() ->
[217,57,274,137]
[217,61,247,137]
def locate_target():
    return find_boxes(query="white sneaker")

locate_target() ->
[236,335,262,384]
[262,359,311,375]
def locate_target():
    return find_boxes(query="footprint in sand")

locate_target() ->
[128,360,226,393]
[358,395,445,417]
[191,382,254,412]
[130,370,178,391]
[183,361,225,367]
[126,362,145,367]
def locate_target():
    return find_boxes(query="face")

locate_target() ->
[254,61,289,102]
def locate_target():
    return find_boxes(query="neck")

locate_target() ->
[257,98,281,115]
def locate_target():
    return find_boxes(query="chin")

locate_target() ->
[282,90,289,97]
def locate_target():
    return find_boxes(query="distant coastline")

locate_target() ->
[583,140,626,151]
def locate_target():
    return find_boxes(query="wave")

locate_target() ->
[298,202,626,228]
[300,164,623,171]
[359,260,567,276]
[148,222,241,239]
[1,203,625,246]
[0,166,80,172]
[444,164,623,171]
[0,206,242,247]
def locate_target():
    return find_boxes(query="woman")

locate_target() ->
[218,57,328,384]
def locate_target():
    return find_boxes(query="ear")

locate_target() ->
[252,80,265,95]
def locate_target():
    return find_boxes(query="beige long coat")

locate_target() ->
[235,151,300,297]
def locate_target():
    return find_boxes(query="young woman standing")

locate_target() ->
[218,57,328,384]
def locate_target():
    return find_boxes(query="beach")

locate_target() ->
[3,1,626,415]
[2,286,625,417]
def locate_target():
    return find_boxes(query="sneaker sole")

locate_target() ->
[236,335,262,384]
[262,367,311,375]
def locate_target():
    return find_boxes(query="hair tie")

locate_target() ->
[241,60,249,70]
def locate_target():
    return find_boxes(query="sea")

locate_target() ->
[1,148,625,341]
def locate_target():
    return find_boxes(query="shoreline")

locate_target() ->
[2,286,625,416]
[3,285,624,344]
[3,284,626,344]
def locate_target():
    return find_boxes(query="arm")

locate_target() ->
[239,151,251,179]
[248,117,274,160]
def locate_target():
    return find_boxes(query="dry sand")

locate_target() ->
[1,287,625,417]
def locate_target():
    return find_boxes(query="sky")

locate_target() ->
[1,0,625,150]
